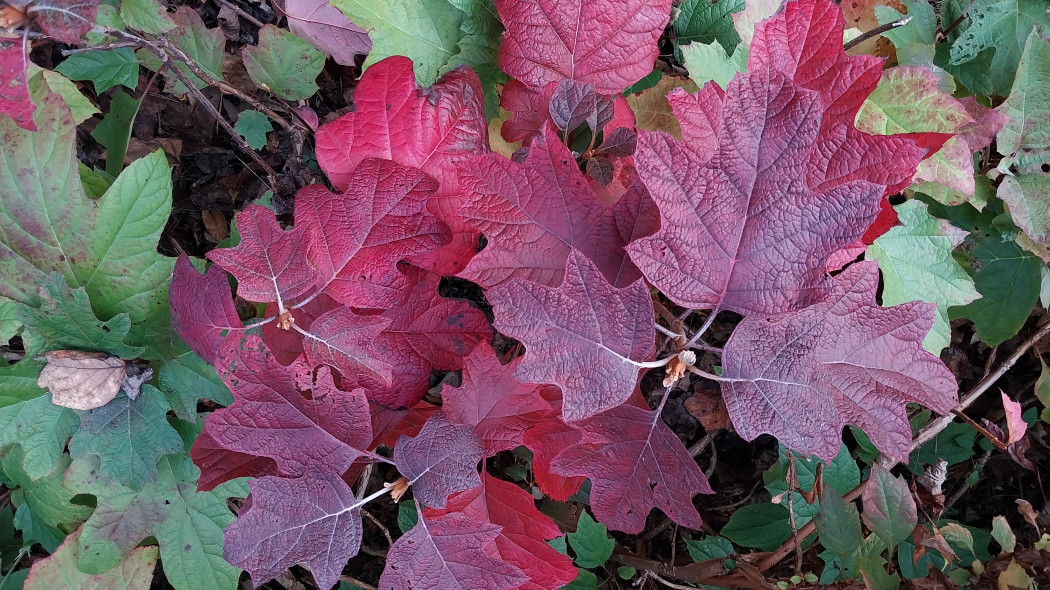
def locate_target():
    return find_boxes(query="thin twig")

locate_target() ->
[843,17,912,51]
[642,570,700,590]
[361,509,394,547]
[61,41,140,55]
[689,433,715,458]
[219,0,266,28]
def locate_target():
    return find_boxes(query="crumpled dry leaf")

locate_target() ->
[684,386,729,432]
[37,350,152,410]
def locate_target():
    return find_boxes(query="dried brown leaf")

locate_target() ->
[38,350,126,410]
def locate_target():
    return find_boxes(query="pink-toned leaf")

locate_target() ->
[379,512,526,590]
[170,255,244,366]
[345,266,491,408]
[394,412,483,508]
[1001,391,1027,446]
[299,307,393,385]
[194,336,374,486]
[30,0,99,43]
[370,399,440,449]
[499,79,554,145]
[424,473,577,590]
[667,83,724,161]
[552,404,712,533]
[0,33,34,131]
[522,419,584,501]
[293,158,448,308]
[958,96,1009,152]
[488,250,655,422]
[628,66,884,316]
[279,0,371,66]
[459,123,658,289]
[721,261,958,461]
[206,205,318,303]
[494,0,672,94]
[442,342,555,456]
[225,466,362,590]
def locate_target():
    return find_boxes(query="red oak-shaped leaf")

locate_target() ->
[500,79,553,145]
[494,0,671,94]
[379,512,526,590]
[225,466,361,590]
[279,0,371,66]
[552,404,712,533]
[261,294,336,365]
[442,342,555,456]
[193,336,374,487]
[522,419,584,501]
[721,261,958,461]
[294,158,448,308]
[459,123,658,289]
[206,205,318,303]
[30,0,99,43]
[489,250,655,422]
[424,473,576,590]
[1,33,34,131]
[299,307,393,385]
[170,255,244,366]
[345,266,490,408]
[628,67,883,316]
[394,413,483,508]
[192,428,276,492]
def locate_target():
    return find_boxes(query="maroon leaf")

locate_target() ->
[488,250,655,422]
[206,205,318,304]
[628,66,884,316]
[459,123,658,289]
[224,466,362,590]
[299,307,393,385]
[552,404,712,533]
[522,419,584,501]
[192,428,276,492]
[500,79,552,145]
[344,266,491,409]
[424,473,577,590]
[195,336,374,487]
[394,413,483,508]
[29,0,99,43]
[379,512,526,590]
[0,33,34,131]
[442,342,555,456]
[494,0,671,94]
[278,0,371,66]
[170,255,245,366]
[721,261,958,461]
[548,79,614,133]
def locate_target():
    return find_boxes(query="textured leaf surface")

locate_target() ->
[380,512,526,590]
[947,0,1050,95]
[625,75,699,141]
[552,404,711,533]
[0,359,77,480]
[423,473,576,590]
[27,66,99,125]
[119,0,176,33]
[55,48,139,94]
[460,124,658,289]
[234,110,272,150]
[861,464,917,554]
[282,0,371,66]
[224,466,361,590]
[2,449,90,533]
[0,33,34,131]
[521,418,584,501]
[721,262,958,461]
[567,511,613,568]
[394,413,483,508]
[156,347,233,421]
[489,251,655,422]
[169,255,244,366]
[242,25,324,100]
[69,387,183,490]
[999,174,1050,243]
[866,201,980,353]
[24,527,157,590]
[997,31,1050,156]
[29,0,100,42]
[442,342,554,456]
[493,0,671,94]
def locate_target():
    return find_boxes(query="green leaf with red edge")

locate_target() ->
[861,464,917,556]
[28,0,100,43]
[24,527,158,590]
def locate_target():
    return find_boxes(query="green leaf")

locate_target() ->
[13,504,65,554]
[999,173,1050,244]
[672,0,743,60]
[567,512,613,569]
[875,0,938,69]
[55,48,139,94]
[78,164,112,200]
[156,349,233,421]
[234,110,272,150]
[1036,358,1050,424]
[991,515,1016,553]
[562,569,598,590]
[866,201,980,353]
[397,501,418,534]
[814,486,862,568]
[996,30,1050,156]
[909,421,978,471]
[617,566,636,579]
[685,536,734,562]
[241,25,324,101]
[946,0,1050,96]
[443,0,507,119]
[68,387,184,491]
[720,503,791,551]
[120,0,175,33]
[861,465,917,557]
[2,449,91,534]
[681,40,746,89]
[0,298,18,343]
[27,66,99,125]
[91,90,141,177]
[137,7,224,93]
[332,0,466,85]
[0,360,79,481]
[24,527,158,590]
[67,454,246,590]
[16,273,144,358]
[857,554,900,590]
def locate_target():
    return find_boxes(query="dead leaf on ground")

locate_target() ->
[38,350,127,410]
[685,386,729,431]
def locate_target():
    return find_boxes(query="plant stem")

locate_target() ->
[843,17,911,51]
[684,311,718,350]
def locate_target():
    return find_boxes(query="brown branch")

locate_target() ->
[219,0,266,29]
[843,17,911,51]
[61,41,140,55]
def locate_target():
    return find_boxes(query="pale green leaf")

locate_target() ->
[999,172,1050,243]
[997,30,1050,155]
[991,515,1016,553]
[27,66,98,125]
[120,0,175,33]
[947,0,1050,95]
[861,464,917,556]
[24,528,157,590]
[682,40,746,89]
[567,512,613,569]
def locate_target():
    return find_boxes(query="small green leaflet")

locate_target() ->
[0,359,78,481]
[814,486,862,570]
[875,0,937,69]
[685,536,734,562]
[91,90,141,177]
[443,0,506,119]
[567,512,613,569]
[720,503,792,551]
[234,110,273,150]
[0,298,18,343]
[950,234,1041,345]
[242,26,324,101]
[156,348,233,421]
[119,0,176,33]
[55,48,139,94]
[861,464,917,557]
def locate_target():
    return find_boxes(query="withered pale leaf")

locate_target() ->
[38,350,127,410]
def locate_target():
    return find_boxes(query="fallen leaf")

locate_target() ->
[38,350,127,410]
[684,387,729,432]
[1001,391,1027,445]
[1015,499,1039,531]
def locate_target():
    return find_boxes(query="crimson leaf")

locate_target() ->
[394,412,484,508]
[721,261,958,461]
[0,33,34,131]
[169,255,244,366]
[29,0,99,43]
[489,250,655,422]
[522,418,584,501]
[552,404,712,533]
